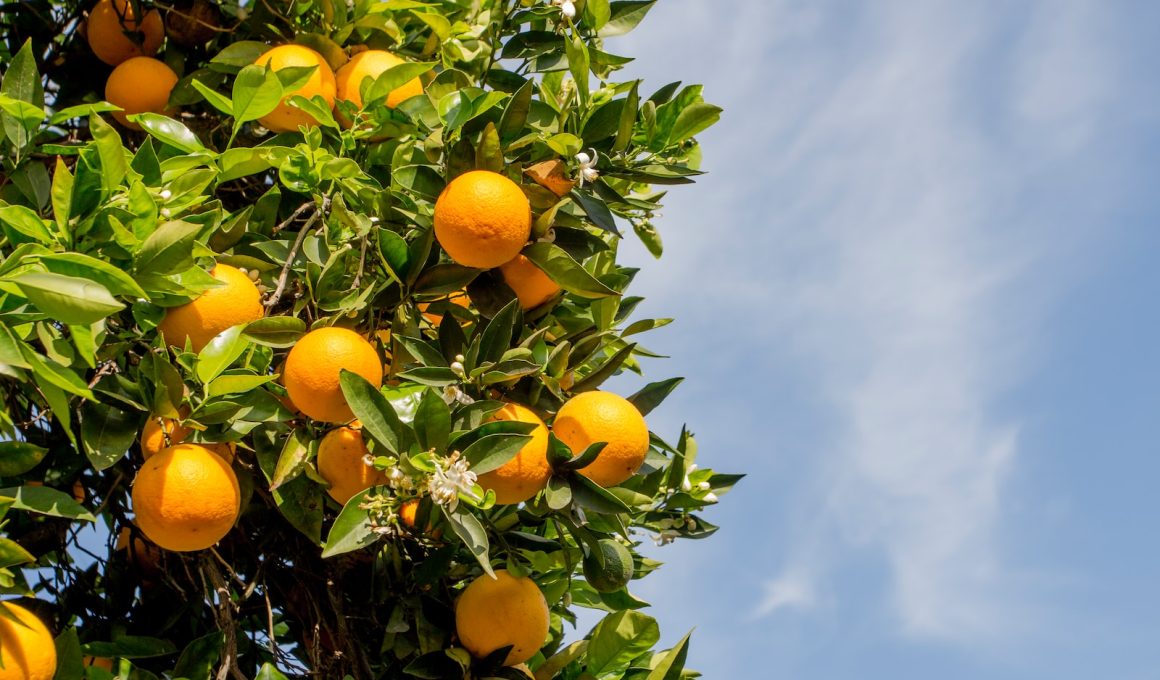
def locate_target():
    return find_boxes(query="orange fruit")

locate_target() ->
[86,0,164,66]
[552,391,649,487]
[140,415,235,462]
[283,327,383,423]
[158,263,264,353]
[499,254,560,310]
[335,49,424,121]
[132,443,240,552]
[165,0,220,47]
[476,403,551,505]
[418,290,470,325]
[455,570,549,666]
[316,425,387,504]
[0,601,56,680]
[254,44,337,133]
[398,498,420,529]
[434,171,531,269]
[105,56,178,129]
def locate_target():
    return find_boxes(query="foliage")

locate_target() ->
[0,0,735,677]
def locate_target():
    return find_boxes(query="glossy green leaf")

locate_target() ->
[339,370,411,456]
[522,241,617,298]
[11,272,124,324]
[321,488,378,558]
[196,325,250,383]
[444,507,493,577]
[0,441,47,476]
[172,631,224,680]
[133,114,207,153]
[232,64,284,124]
[0,485,95,522]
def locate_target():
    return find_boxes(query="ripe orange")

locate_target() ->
[476,403,551,505]
[86,0,164,66]
[552,391,649,487]
[418,290,470,325]
[165,0,221,47]
[0,601,57,680]
[316,425,387,504]
[132,443,241,552]
[398,498,440,537]
[455,570,549,666]
[499,254,560,310]
[283,327,383,423]
[105,56,178,129]
[254,44,337,133]
[335,49,424,120]
[157,263,264,353]
[434,171,531,269]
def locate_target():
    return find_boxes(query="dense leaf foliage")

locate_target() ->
[0,0,735,677]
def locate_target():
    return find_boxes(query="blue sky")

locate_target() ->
[600,1,1160,677]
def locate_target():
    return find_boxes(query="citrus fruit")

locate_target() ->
[316,425,387,504]
[132,443,241,552]
[398,498,420,529]
[141,414,236,462]
[165,0,220,47]
[86,0,164,66]
[157,263,264,353]
[105,56,178,129]
[499,254,560,310]
[582,538,634,593]
[335,49,424,122]
[283,327,383,423]
[0,601,57,680]
[254,44,337,133]
[418,290,470,325]
[434,170,531,269]
[455,570,549,666]
[476,403,551,505]
[552,391,649,487]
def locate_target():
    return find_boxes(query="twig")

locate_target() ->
[265,199,326,310]
[264,585,276,654]
[270,200,314,236]
[352,236,369,289]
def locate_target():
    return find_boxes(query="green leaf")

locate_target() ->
[133,114,207,153]
[242,316,305,347]
[271,475,324,544]
[584,0,612,30]
[395,366,458,386]
[437,91,473,130]
[339,370,411,456]
[0,204,55,245]
[89,113,128,190]
[565,32,590,101]
[614,81,640,153]
[255,662,291,680]
[0,485,95,522]
[569,473,632,514]
[627,377,683,416]
[668,102,722,144]
[321,488,378,558]
[81,636,178,658]
[210,41,269,68]
[0,441,47,476]
[134,220,201,274]
[546,132,583,157]
[586,610,661,675]
[11,272,124,324]
[571,343,637,392]
[498,79,533,142]
[413,263,479,295]
[395,334,449,368]
[1,40,44,150]
[522,242,617,299]
[191,79,234,115]
[54,628,84,680]
[475,121,503,173]
[645,630,692,680]
[80,400,138,470]
[38,252,148,299]
[600,2,657,38]
[461,433,531,475]
[172,631,224,680]
[0,537,35,570]
[444,508,493,577]
[366,62,436,104]
[206,373,275,397]
[269,428,311,490]
[196,325,249,383]
[476,299,521,366]
[50,157,73,232]
[231,64,284,124]
[544,474,572,510]
[414,389,451,453]
[570,188,620,235]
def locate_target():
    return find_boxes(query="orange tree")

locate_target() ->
[0,1,737,677]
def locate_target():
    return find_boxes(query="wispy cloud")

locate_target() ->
[620,0,1121,644]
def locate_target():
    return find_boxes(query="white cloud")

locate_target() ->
[618,0,1119,644]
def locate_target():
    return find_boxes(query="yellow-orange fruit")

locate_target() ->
[499,254,560,310]
[283,327,383,424]
[105,56,178,129]
[254,45,337,133]
[0,601,57,680]
[86,0,164,66]
[476,403,551,505]
[552,391,649,487]
[316,425,387,504]
[131,443,240,552]
[455,570,549,666]
[418,290,470,325]
[434,171,531,269]
[335,49,424,119]
[140,412,235,462]
[157,264,264,353]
